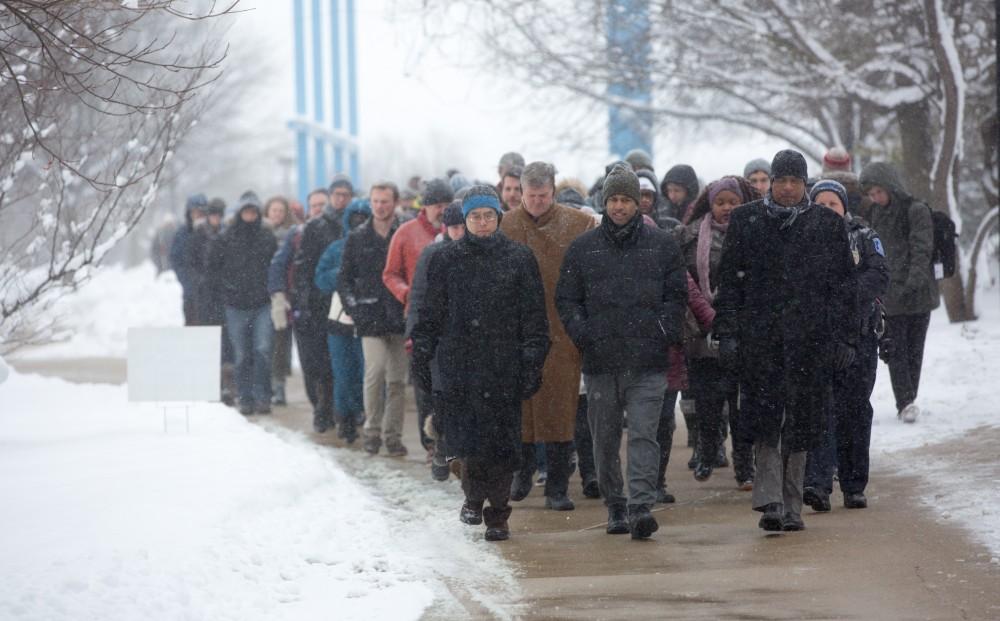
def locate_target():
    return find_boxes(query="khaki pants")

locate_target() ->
[361,335,407,445]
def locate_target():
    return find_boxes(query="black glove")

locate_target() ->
[718,337,739,371]
[521,372,543,400]
[833,342,856,371]
[878,337,893,363]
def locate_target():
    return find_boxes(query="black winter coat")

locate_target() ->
[186,222,225,325]
[713,197,857,452]
[208,218,277,310]
[410,232,550,463]
[292,208,344,321]
[337,218,405,337]
[555,213,687,375]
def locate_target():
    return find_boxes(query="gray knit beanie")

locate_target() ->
[743,158,771,179]
[602,164,641,207]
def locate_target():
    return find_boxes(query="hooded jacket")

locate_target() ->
[637,169,681,230]
[859,163,939,316]
[208,206,277,310]
[660,165,700,223]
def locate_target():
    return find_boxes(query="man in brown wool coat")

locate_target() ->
[500,160,597,511]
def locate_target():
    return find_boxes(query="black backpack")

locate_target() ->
[929,208,958,279]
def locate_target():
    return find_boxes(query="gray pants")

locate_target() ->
[751,439,806,518]
[586,370,666,510]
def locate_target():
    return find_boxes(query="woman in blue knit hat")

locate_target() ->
[410,185,550,542]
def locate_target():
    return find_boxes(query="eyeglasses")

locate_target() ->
[467,211,498,223]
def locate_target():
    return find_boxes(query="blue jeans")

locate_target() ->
[225,305,274,406]
[327,333,365,424]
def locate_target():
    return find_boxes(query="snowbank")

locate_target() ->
[869,288,1000,557]
[0,370,517,620]
[870,293,1000,453]
[14,263,183,360]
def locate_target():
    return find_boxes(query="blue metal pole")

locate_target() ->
[311,0,327,187]
[330,0,345,175]
[345,0,360,186]
[606,0,652,159]
[292,0,310,202]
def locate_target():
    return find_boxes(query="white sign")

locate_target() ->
[127,327,221,402]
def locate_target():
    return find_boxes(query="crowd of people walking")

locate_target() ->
[164,146,941,542]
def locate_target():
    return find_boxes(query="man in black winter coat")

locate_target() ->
[291,176,351,431]
[208,191,278,416]
[713,150,858,532]
[556,164,687,540]
[411,185,550,542]
[803,180,890,512]
[338,182,408,457]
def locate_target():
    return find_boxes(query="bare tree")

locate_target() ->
[411,0,996,321]
[0,0,238,350]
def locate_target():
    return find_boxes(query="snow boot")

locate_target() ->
[899,402,919,424]
[544,493,575,511]
[337,416,358,444]
[844,492,868,509]
[757,503,784,532]
[460,500,483,525]
[581,477,601,499]
[386,441,409,458]
[656,487,676,504]
[238,402,255,416]
[483,505,512,542]
[803,487,831,512]
[363,434,381,455]
[313,413,332,434]
[628,506,659,540]
[782,513,805,531]
[271,383,287,406]
[606,504,629,535]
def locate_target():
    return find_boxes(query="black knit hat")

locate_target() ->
[442,201,464,226]
[771,150,808,181]
[421,178,454,206]
[602,164,641,207]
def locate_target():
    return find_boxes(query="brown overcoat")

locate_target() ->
[501,203,597,442]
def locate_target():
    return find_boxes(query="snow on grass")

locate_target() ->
[870,289,1000,453]
[14,263,183,360]
[869,286,1000,557]
[0,369,517,620]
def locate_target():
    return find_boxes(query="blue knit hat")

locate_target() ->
[809,179,849,211]
[461,185,502,218]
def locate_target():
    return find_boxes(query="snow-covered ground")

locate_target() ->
[13,263,183,360]
[0,367,519,620]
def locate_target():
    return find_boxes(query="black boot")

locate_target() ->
[757,502,784,531]
[460,500,483,525]
[628,505,659,540]
[803,487,831,512]
[510,443,536,502]
[581,476,600,499]
[606,504,629,535]
[844,492,868,509]
[543,442,575,511]
[483,505,512,541]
